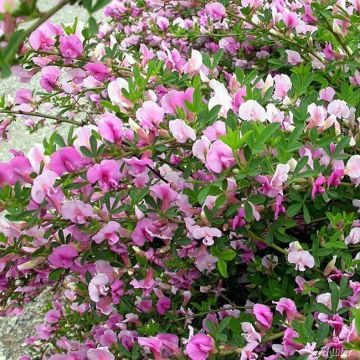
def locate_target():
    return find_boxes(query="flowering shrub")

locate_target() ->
[1,0,360,359]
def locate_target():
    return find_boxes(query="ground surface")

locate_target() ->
[0,2,98,358]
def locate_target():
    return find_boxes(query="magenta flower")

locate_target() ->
[48,245,78,269]
[97,113,123,144]
[138,333,180,360]
[206,140,235,173]
[49,146,85,175]
[311,175,326,199]
[28,22,63,51]
[84,62,109,82]
[156,297,171,315]
[87,160,121,191]
[186,333,215,360]
[15,88,32,105]
[253,304,273,329]
[59,34,83,59]
[131,218,153,246]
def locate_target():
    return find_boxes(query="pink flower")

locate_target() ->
[203,121,226,141]
[89,273,109,302]
[287,241,315,271]
[192,226,222,246]
[274,297,298,322]
[161,88,194,117]
[138,334,180,360]
[253,304,273,329]
[87,160,121,191]
[15,88,32,105]
[31,170,58,204]
[48,245,78,269]
[256,163,290,197]
[84,62,109,82]
[319,87,336,102]
[193,247,218,272]
[169,119,196,143]
[156,297,171,315]
[150,183,178,211]
[239,100,267,122]
[307,104,326,128]
[98,113,123,144]
[29,22,63,51]
[59,35,83,59]
[40,66,61,92]
[241,322,261,343]
[93,221,121,245]
[327,169,344,187]
[345,155,360,184]
[311,175,326,199]
[273,74,292,99]
[282,11,299,29]
[204,2,226,21]
[87,347,114,360]
[206,140,235,173]
[131,218,153,246]
[61,200,94,224]
[286,50,303,65]
[136,101,164,131]
[186,333,215,360]
[49,147,85,175]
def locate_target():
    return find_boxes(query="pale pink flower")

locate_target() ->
[183,49,203,73]
[282,11,299,29]
[31,170,58,204]
[169,119,196,143]
[253,304,273,329]
[161,88,194,116]
[203,121,226,141]
[87,347,114,360]
[186,333,215,360]
[192,226,222,246]
[28,144,49,173]
[239,100,267,122]
[192,136,211,163]
[107,78,131,109]
[138,334,180,360]
[345,155,360,184]
[208,79,232,117]
[241,322,261,343]
[286,50,303,65]
[48,245,78,269]
[273,74,292,99]
[287,241,315,271]
[15,88,32,105]
[89,273,109,302]
[327,99,350,118]
[345,227,360,245]
[136,101,164,131]
[307,104,327,128]
[73,125,97,151]
[61,200,94,224]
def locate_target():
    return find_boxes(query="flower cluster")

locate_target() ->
[1,0,360,359]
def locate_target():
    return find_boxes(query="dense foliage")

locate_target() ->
[1,0,360,359]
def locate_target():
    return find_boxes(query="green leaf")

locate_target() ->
[287,202,303,217]
[217,259,228,278]
[92,0,112,12]
[49,268,64,282]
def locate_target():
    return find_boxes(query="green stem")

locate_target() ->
[247,230,288,255]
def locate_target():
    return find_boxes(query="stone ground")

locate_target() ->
[0,2,102,358]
